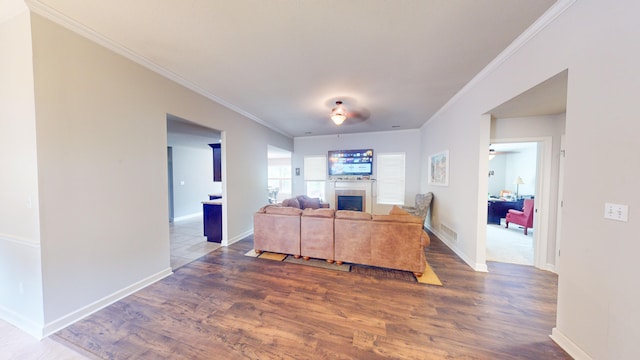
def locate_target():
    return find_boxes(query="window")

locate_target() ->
[267,146,292,203]
[376,152,405,205]
[304,155,326,201]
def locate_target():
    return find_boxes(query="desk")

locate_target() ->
[487,199,523,225]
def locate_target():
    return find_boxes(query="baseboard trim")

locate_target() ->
[427,226,487,272]
[545,263,557,274]
[224,229,253,246]
[0,233,40,247]
[41,267,173,338]
[172,212,202,222]
[0,305,45,340]
[550,327,592,360]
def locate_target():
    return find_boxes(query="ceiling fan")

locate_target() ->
[328,98,370,126]
[488,144,515,160]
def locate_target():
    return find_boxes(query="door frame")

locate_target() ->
[484,136,553,270]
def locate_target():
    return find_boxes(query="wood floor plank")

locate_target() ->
[53,233,570,359]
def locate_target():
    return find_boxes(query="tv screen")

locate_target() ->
[328,149,374,176]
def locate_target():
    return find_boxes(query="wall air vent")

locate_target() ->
[439,223,458,242]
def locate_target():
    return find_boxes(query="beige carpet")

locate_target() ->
[245,250,442,285]
[486,220,534,266]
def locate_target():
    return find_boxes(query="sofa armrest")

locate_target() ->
[421,229,430,247]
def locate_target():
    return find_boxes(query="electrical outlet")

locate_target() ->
[604,203,628,222]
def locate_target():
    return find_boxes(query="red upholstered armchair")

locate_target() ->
[505,199,534,235]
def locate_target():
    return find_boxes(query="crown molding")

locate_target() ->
[24,0,292,138]
[422,0,577,129]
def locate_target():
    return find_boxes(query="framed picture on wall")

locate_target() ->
[428,150,449,186]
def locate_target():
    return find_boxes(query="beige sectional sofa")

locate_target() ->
[334,210,429,275]
[253,205,430,276]
[253,205,303,258]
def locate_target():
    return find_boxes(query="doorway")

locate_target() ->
[166,114,223,269]
[478,70,568,272]
[267,145,292,203]
[486,141,538,265]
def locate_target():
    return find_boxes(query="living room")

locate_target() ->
[2,1,639,359]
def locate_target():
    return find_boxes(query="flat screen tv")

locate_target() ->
[328,149,374,177]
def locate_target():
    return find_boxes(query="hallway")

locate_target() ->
[170,216,221,269]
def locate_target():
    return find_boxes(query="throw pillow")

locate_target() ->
[283,197,301,209]
[300,197,320,209]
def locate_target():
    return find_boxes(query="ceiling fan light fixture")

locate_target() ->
[330,101,347,125]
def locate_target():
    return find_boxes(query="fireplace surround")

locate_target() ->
[329,180,373,213]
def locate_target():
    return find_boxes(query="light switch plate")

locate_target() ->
[604,203,629,222]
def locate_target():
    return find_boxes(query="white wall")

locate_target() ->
[170,146,215,218]
[421,1,640,358]
[487,155,506,196]
[12,12,292,337]
[488,144,538,197]
[502,148,537,197]
[0,11,45,337]
[293,130,421,214]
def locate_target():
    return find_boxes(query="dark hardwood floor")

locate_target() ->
[53,234,570,359]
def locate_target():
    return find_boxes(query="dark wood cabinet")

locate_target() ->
[209,143,221,182]
[203,203,222,243]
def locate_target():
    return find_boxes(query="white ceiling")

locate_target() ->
[489,70,568,119]
[19,0,560,137]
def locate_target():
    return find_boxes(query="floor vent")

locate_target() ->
[440,223,458,242]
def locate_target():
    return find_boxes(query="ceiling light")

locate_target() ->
[330,101,347,125]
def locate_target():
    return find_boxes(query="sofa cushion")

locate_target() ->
[265,206,303,216]
[257,204,280,213]
[371,214,423,224]
[335,210,372,220]
[302,208,335,218]
[389,205,410,216]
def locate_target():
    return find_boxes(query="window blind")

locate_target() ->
[376,152,405,205]
[303,156,326,181]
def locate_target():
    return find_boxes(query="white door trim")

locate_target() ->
[484,136,553,270]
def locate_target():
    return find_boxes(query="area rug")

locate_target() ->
[244,250,442,285]
[416,261,442,286]
[283,255,351,272]
[244,250,350,271]
[351,261,442,286]
[244,249,286,261]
